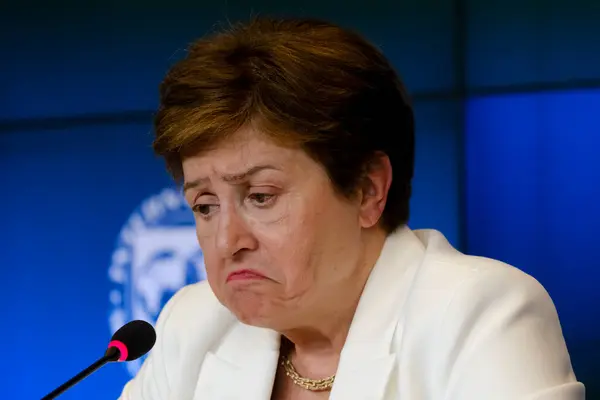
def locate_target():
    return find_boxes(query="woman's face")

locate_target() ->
[182,126,384,329]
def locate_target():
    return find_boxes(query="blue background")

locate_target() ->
[1,0,598,398]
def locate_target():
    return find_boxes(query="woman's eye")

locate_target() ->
[192,204,219,216]
[248,193,276,206]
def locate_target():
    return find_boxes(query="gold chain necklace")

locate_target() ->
[281,354,335,392]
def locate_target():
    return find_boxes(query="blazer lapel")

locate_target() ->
[330,350,397,399]
[193,323,280,400]
[330,226,425,399]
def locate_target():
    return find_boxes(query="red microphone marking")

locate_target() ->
[108,340,129,362]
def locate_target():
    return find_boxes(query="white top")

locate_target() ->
[118,226,585,399]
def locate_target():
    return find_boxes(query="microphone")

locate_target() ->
[41,320,156,400]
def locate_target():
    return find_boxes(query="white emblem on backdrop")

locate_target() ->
[108,188,206,376]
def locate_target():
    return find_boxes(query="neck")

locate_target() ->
[280,228,387,362]
[280,300,358,360]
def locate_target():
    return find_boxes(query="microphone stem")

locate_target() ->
[40,353,114,400]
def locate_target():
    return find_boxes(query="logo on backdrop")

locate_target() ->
[108,188,206,376]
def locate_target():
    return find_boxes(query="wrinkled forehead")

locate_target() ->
[180,129,313,187]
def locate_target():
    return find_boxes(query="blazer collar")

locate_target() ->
[330,226,425,399]
[193,226,425,400]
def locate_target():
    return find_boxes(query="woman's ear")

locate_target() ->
[358,152,393,229]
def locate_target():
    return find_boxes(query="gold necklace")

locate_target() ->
[281,354,335,392]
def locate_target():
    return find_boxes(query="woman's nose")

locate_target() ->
[215,206,258,258]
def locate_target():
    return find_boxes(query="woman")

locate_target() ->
[119,17,584,400]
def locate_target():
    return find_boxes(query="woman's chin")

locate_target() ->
[229,304,281,329]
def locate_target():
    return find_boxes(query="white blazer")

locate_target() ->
[119,226,584,399]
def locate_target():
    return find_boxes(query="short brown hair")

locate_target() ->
[154,17,415,232]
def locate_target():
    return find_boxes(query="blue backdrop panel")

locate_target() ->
[410,99,462,247]
[0,0,457,121]
[466,0,600,89]
[0,123,170,398]
[465,89,600,392]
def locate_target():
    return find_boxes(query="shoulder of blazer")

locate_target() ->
[399,230,549,343]
[410,228,537,299]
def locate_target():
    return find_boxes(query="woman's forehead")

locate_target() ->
[182,148,314,187]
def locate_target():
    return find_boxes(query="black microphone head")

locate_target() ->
[106,320,156,362]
